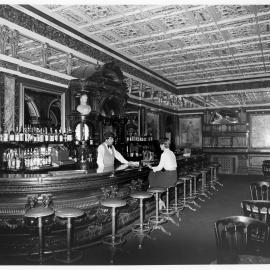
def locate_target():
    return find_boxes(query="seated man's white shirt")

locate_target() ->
[152,148,177,172]
[97,144,128,167]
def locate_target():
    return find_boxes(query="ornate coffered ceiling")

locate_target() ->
[2,4,270,111]
[36,5,270,85]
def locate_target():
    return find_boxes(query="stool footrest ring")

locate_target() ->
[102,234,125,246]
[55,250,83,264]
[160,207,176,216]
[148,215,166,225]
[132,223,152,233]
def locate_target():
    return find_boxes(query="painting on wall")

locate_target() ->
[250,114,270,148]
[146,112,159,140]
[179,117,202,147]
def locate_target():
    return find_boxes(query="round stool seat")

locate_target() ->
[211,163,220,167]
[101,198,126,208]
[176,179,184,185]
[178,176,192,181]
[201,169,209,173]
[147,187,166,193]
[188,172,201,177]
[25,206,54,218]
[55,207,84,219]
[130,191,152,200]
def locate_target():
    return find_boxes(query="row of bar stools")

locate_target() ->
[24,206,84,264]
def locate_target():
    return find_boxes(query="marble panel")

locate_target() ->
[4,75,15,132]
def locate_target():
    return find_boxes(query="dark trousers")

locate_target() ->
[148,170,177,189]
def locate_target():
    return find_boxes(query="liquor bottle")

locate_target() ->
[9,128,15,142]
[59,129,63,142]
[47,147,52,165]
[15,126,20,142]
[63,128,67,142]
[89,135,93,145]
[67,127,73,142]
[33,127,37,142]
[49,128,54,142]
[35,127,40,142]
[39,128,44,143]
[19,127,24,142]
[54,128,58,142]
[44,127,49,142]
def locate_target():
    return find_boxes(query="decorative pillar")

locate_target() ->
[9,29,19,58]
[3,75,15,132]
[0,25,9,55]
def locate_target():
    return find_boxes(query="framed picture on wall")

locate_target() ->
[146,111,159,140]
[179,117,202,147]
[250,114,270,148]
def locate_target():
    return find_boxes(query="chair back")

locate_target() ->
[214,216,269,263]
[242,200,270,224]
[250,181,270,200]
[262,160,270,179]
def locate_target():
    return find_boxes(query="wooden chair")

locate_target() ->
[214,216,269,264]
[250,181,270,200]
[262,160,270,180]
[241,200,270,225]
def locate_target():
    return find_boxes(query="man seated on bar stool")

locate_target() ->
[97,132,138,168]
[147,138,177,210]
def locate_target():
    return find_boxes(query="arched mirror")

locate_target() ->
[20,85,65,130]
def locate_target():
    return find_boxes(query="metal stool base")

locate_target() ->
[160,207,176,217]
[102,234,125,246]
[27,252,53,264]
[132,223,151,233]
[148,215,166,225]
[55,250,83,264]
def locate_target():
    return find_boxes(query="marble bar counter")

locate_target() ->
[0,155,206,255]
[0,164,151,255]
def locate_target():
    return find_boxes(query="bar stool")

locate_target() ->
[147,187,170,236]
[171,179,184,222]
[55,207,85,263]
[178,176,196,211]
[130,191,153,234]
[200,169,211,198]
[24,206,54,263]
[160,186,179,227]
[209,165,219,191]
[101,198,127,246]
[211,162,223,187]
[187,171,203,204]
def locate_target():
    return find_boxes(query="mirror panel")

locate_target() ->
[20,85,65,130]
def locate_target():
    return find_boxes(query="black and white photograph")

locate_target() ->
[1,0,270,267]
